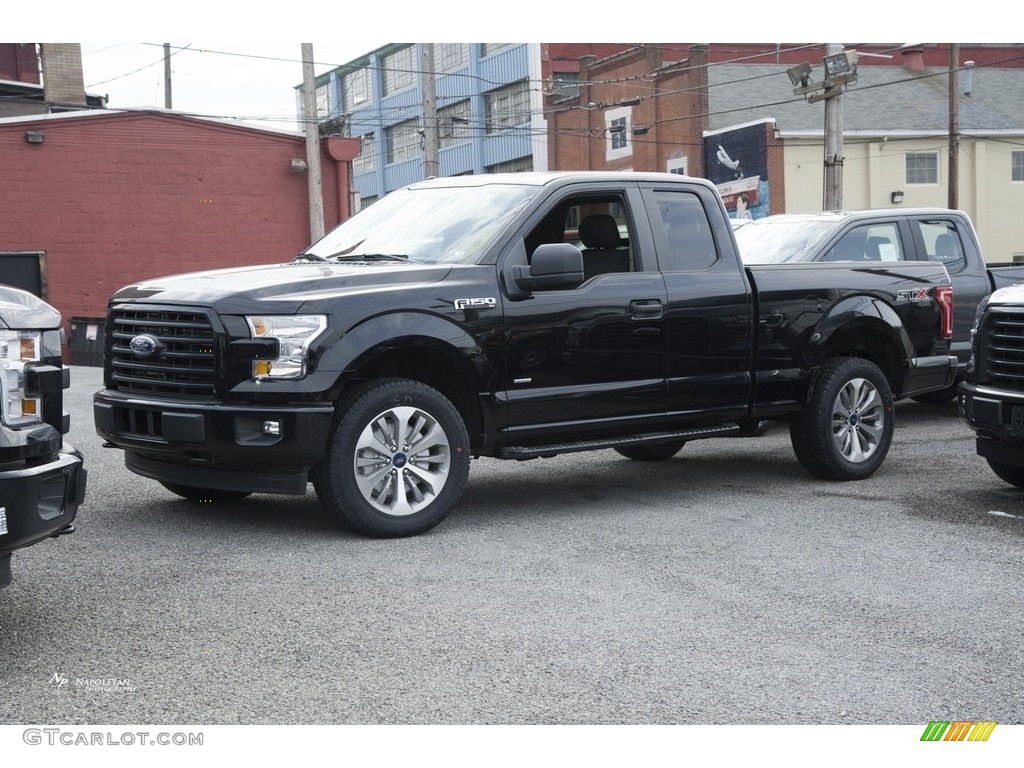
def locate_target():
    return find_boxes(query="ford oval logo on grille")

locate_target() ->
[129,334,162,357]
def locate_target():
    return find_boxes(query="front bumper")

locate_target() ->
[0,442,86,558]
[93,390,333,495]
[959,382,1024,467]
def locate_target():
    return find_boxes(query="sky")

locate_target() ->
[78,43,386,133]
[12,5,1007,137]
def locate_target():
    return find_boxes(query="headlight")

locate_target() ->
[245,315,327,379]
[0,330,42,426]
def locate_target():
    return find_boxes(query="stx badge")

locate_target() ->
[897,288,932,303]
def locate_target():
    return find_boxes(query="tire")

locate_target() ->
[985,458,1024,489]
[911,384,958,405]
[614,441,686,461]
[159,482,252,503]
[312,378,470,538]
[790,357,894,480]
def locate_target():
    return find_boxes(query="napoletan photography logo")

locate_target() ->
[49,672,137,694]
[921,720,997,742]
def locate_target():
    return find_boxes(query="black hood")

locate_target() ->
[110,261,454,314]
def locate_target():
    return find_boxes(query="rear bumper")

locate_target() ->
[0,443,86,558]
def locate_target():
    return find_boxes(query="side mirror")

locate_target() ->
[512,243,584,292]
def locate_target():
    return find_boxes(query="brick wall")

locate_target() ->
[548,45,708,176]
[39,43,86,107]
[0,112,343,340]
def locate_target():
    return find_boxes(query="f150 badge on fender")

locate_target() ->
[454,297,497,311]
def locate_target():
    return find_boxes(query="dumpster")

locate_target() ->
[68,317,105,367]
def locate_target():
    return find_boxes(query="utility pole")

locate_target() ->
[420,44,440,178]
[823,43,844,210]
[301,43,325,243]
[948,43,960,210]
[163,43,172,109]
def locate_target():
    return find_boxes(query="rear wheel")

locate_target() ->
[159,482,251,503]
[790,357,894,480]
[313,378,470,538]
[614,441,686,461]
[985,458,1024,489]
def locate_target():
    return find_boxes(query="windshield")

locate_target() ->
[302,182,538,265]
[734,218,840,264]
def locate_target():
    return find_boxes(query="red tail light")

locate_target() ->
[936,285,954,339]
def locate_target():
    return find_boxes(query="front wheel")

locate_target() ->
[986,458,1024,489]
[312,379,471,538]
[790,357,894,480]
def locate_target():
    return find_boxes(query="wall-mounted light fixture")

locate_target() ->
[25,130,44,144]
[891,190,904,204]
[289,158,308,174]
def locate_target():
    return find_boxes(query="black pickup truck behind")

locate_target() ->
[1,285,86,588]
[734,207,1024,402]
[93,172,956,537]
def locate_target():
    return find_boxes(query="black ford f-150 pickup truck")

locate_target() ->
[734,207,1024,403]
[93,172,956,537]
[1,285,86,588]
[959,283,1024,488]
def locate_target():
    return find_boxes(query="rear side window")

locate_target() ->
[822,223,903,262]
[652,191,717,271]
[915,219,967,274]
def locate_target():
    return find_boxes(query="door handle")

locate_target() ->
[629,299,663,320]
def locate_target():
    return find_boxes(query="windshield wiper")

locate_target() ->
[293,252,328,262]
[329,253,414,263]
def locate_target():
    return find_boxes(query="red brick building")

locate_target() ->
[547,45,712,178]
[0,109,357,356]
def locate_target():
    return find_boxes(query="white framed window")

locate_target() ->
[344,67,370,112]
[484,80,530,133]
[438,100,473,147]
[383,46,416,95]
[354,133,376,174]
[605,106,631,161]
[1012,150,1024,182]
[315,83,331,119]
[435,44,469,72]
[486,157,533,174]
[386,119,420,164]
[906,151,939,185]
[667,155,688,175]
[480,43,511,57]
[551,72,580,100]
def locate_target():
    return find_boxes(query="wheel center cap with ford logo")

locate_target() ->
[129,334,163,357]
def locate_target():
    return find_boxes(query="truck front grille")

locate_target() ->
[108,308,218,397]
[984,310,1024,391]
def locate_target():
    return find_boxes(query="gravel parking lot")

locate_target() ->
[2,364,1022,726]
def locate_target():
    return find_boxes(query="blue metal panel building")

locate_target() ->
[310,43,542,207]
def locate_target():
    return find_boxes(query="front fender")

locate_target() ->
[317,310,498,390]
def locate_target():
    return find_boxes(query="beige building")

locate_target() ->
[708,49,1024,263]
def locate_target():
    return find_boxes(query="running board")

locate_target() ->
[496,423,744,460]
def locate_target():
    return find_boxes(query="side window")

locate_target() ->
[915,219,967,274]
[524,194,635,284]
[822,223,903,262]
[652,191,717,271]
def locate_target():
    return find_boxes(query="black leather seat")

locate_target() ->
[578,214,630,280]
